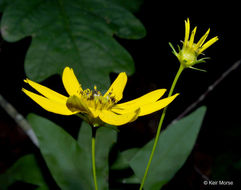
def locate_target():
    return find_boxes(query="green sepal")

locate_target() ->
[189,66,207,72]
[195,57,210,65]
[168,42,178,56]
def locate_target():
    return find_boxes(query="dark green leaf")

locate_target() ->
[111,148,139,170]
[107,0,144,13]
[78,122,117,190]
[27,114,91,190]
[0,0,9,12]
[122,175,140,184]
[0,154,48,190]
[27,113,117,190]
[130,106,207,190]
[1,0,146,90]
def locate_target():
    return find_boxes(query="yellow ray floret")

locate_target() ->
[22,88,74,115]
[104,72,127,102]
[22,67,179,126]
[62,67,83,96]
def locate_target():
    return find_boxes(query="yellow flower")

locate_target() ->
[170,18,219,70]
[22,67,178,126]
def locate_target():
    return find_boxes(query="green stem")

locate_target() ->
[91,127,98,190]
[139,65,184,190]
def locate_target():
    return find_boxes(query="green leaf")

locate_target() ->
[130,106,207,190]
[0,0,9,12]
[1,0,146,90]
[106,0,144,13]
[0,154,48,190]
[122,175,140,184]
[111,148,139,170]
[95,127,117,189]
[27,114,91,190]
[27,113,117,190]
[78,122,117,190]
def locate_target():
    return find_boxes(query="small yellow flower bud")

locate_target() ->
[170,18,218,70]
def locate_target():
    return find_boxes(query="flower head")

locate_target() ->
[170,18,219,70]
[22,67,178,126]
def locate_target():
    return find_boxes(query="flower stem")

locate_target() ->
[91,127,98,190]
[139,65,184,190]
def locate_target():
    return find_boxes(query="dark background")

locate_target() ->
[1,0,241,189]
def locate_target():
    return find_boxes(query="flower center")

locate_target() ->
[66,86,115,113]
[180,46,197,67]
[82,86,115,109]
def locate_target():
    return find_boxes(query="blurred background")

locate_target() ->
[0,0,241,189]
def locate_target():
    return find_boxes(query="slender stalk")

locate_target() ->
[0,94,39,146]
[91,127,98,190]
[139,65,184,190]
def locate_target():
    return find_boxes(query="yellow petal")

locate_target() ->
[189,26,197,48]
[99,109,140,126]
[22,88,76,115]
[62,67,83,96]
[195,28,210,50]
[139,93,179,116]
[24,79,67,103]
[184,18,190,47]
[104,72,127,103]
[199,36,219,54]
[111,89,167,114]
[88,107,101,118]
